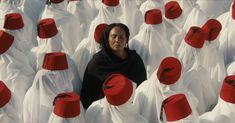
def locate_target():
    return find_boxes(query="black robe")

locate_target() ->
[80,49,147,109]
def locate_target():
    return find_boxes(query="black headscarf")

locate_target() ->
[80,23,147,109]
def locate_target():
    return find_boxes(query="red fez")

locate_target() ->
[103,73,133,106]
[157,57,182,85]
[232,2,235,20]
[4,13,24,30]
[53,92,80,118]
[42,52,68,70]
[50,0,64,4]
[164,1,182,19]
[0,30,14,54]
[94,23,108,44]
[145,9,163,24]
[184,26,206,48]
[102,0,119,6]
[202,19,222,41]
[220,75,235,104]
[163,94,192,122]
[37,18,58,39]
[0,81,11,108]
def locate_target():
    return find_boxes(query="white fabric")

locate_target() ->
[183,5,208,32]
[139,0,164,16]
[226,61,235,75]
[177,0,197,16]
[31,32,63,70]
[85,83,149,123]
[67,0,95,37]
[0,42,35,112]
[0,93,21,123]
[196,0,232,18]
[23,69,74,123]
[40,1,84,56]
[20,0,46,25]
[200,98,235,123]
[48,102,86,123]
[134,68,199,123]
[0,1,38,47]
[119,0,143,38]
[201,39,226,95]
[177,41,217,115]
[129,23,173,78]
[72,36,101,81]
[167,115,200,123]
[87,2,121,38]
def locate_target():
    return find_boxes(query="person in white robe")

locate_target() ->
[39,0,83,56]
[164,1,187,54]
[139,0,164,17]
[200,75,235,123]
[23,52,74,123]
[0,80,21,123]
[161,94,200,123]
[72,23,108,81]
[177,26,217,115]
[196,0,232,18]
[0,30,35,112]
[85,73,149,123]
[48,92,86,123]
[134,57,198,123]
[87,0,121,38]
[129,9,173,78]
[200,19,226,95]
[3,13,36,71]
[67,0,95,37]
[119,0,143,38]
[0,0,37,46]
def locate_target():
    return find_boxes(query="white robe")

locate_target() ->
[23,69,74,123]
[134,69,198,123]
[139,0,164,16]
[40,0,84,56]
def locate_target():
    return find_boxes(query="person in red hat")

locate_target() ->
[67,0,96,37]
[200,75,235,123]
[139,0,164,17]
[201,19,226,96]
[48,92,86,123]
[0,30,35,114]
[81,23,147,109]
[177,26,217,115]
[161,94,200,123]
[39,0,84,56]
[72,23,108,82]
[119,0,143,38]
[134,57,198,123]
[0,80,21,123]
[0,0,37,46]
[87,0,122,39]
[23,52,74,123]
[85,73,148,123]
[129,9,173,78]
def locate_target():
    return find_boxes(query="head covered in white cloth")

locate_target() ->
[0,80,21,123]
[129,9,173,78]
[134,57,198,123]
[23,52,74,123]
[72,23,108,81]
[200,75,235,123]
[161,94,199,123]
[48,92,86,123]
[85,73,148,123]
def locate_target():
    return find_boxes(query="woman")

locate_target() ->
[81,23,147,109]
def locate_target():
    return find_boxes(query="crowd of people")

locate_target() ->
[0,0,235,123]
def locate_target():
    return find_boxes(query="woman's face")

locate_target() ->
[108,26,127,53]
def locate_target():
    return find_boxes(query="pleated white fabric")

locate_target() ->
[134,69,198,123]
[23,69,74,123]
[85,83,149,123]
[40,0,84,56]
[200,98,235,123]
[129,23,173,78]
